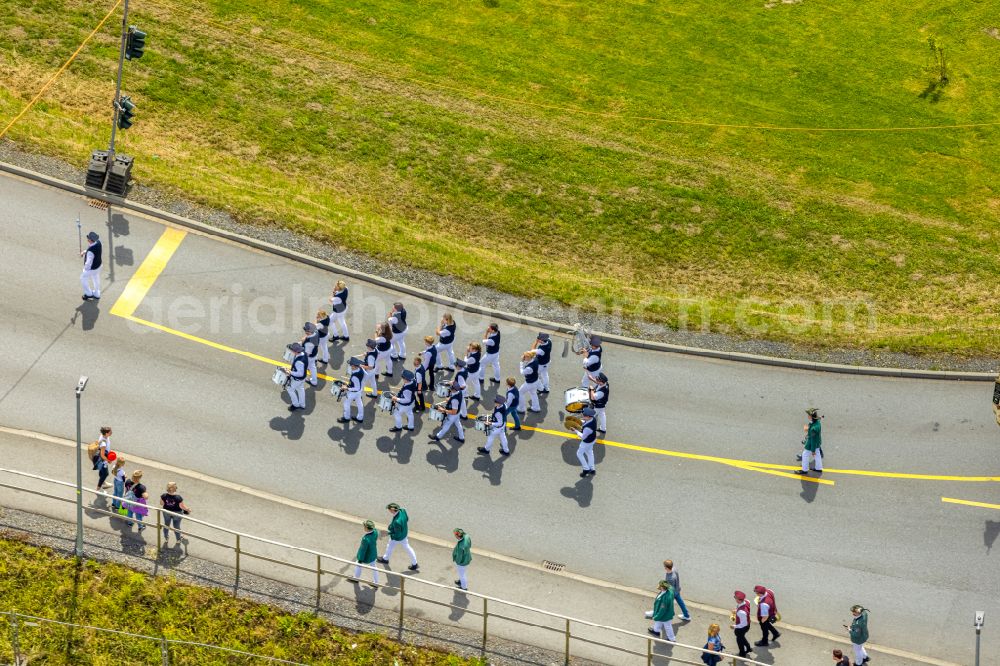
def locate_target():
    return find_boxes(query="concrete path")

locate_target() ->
[0,172,997,664]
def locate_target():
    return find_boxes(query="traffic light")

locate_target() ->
[117,96,135,129]
[125,26,146,60]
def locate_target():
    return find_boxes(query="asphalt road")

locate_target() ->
[1,172,998,663]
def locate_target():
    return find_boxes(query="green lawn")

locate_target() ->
[1,0,998,353]
[0,536,480,665]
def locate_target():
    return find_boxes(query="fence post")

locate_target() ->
[315,554,322,609]
[563,618,570,666]
[156,510,162,554]
[160,637,169,666]
[481,597,488,654]
[647,636,652,666]
[398,576,406,633]
[10,613,21,666]
[234,534,241,595]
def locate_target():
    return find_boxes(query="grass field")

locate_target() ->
[1,0,998,354]
[0,536,480,665]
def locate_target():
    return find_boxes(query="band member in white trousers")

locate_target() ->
[301,322,320,386]
[338,358,365,423]
[589,372,609,433]
[452,359,469,418]
[390,370,417,432]
[362,340,379,397]
[374,322,394,376]
[315,309,331,365]
[80,231,102,300]
[430,387,465,443]
[579,335,603,388]
[435,313,457,371]
[328,280,350,341]
[388,302,408,360]
[481,324,501,384]
[477,396,510,456]
[518,351,541,413]
[532,332,553,393]
[283,343,307,411]
[574,408,598,477]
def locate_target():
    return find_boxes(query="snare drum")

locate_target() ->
[435,380,452,398]
[564,387,591,413]
[272,367,289,387]
[329,380,346,400]
[282,347,295,363]
[474,415,491,432]
[429,402,447,421]
[377,391,396,413]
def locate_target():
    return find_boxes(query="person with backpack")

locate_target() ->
[701,623,725,665]
[845,605,870,665]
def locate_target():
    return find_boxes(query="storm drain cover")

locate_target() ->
[542,560,565,572]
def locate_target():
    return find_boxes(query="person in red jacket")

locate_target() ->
[730,590,753,657]
[753,584,781,647]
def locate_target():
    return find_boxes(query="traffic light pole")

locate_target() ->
[107,0,131,165]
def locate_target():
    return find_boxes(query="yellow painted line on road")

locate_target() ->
[942,497,1000,511]
[110,227,188,318]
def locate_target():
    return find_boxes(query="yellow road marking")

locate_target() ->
[110,233,994,486]
[110,228,188,318]
[942,497,1000,511]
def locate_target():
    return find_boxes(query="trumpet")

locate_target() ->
[730,611,737,623]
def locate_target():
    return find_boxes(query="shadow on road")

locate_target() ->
[986,521,1000,552]
[448,589,469,621]
[799,478,819,503]
[560,477,593,508]
[270,412,305,440]
[471,452,504,485]
[74,300,100,331]
[426,436,462,473]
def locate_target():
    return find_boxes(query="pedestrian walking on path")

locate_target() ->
[160,482,191,543]
[832,648,851,666]
[80,230,102,300]
[700,623,725,665]
[124,470,148,530]
[452,528,472,590]
[730,590,753,657]
[662,559,691,621]
[845,605,870,665]
[350,520,381,586]
[796,407,823,475]
[377,503,419,571]
[753,584,780,647]
[647,580,676,641]
[110,456,126,511]
[96,449,114,491]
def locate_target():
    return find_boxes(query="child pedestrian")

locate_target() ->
[111,456,127,511]
[124,470,148,531]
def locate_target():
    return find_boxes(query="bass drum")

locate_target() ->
[564,387,590,413]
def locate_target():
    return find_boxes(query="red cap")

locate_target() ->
[734,590,746,600]
[107,451,117,462]
[754,585,766,594]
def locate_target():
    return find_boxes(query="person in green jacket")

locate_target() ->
[795,407,824,475]
[845,605,870,665]
[349,520,380,586]
[647,580,677,641]
[376,503,419,571]
[452,528,472,590]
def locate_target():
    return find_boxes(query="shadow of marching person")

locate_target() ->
[73,299,100,331]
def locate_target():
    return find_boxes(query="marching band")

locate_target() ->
[272,281,612,476]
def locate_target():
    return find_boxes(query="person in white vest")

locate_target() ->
[301,322,320,386]
[481,323,502,384]
[429,383,465,444]
[80,231,102,300]
[531,332,553,393]
[315,309,331,366]
[579,335,603,388]
[435,313,457,371]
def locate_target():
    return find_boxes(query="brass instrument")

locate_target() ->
[570,323,592,355]
[730,611,736,623]
[564,415,583,432]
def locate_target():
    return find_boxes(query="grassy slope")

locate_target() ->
[0,0,998,353]
[0,537,479,665]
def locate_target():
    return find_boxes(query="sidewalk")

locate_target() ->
[1,427,951,666]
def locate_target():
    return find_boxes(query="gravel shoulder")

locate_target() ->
[2,139,995,373]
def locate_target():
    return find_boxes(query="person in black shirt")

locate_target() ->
[160,481,191,543]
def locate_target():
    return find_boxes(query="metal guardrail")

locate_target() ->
[0,467,768,666]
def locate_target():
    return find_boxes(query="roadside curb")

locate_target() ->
[0,426,961,666]
[3,161,994,382]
